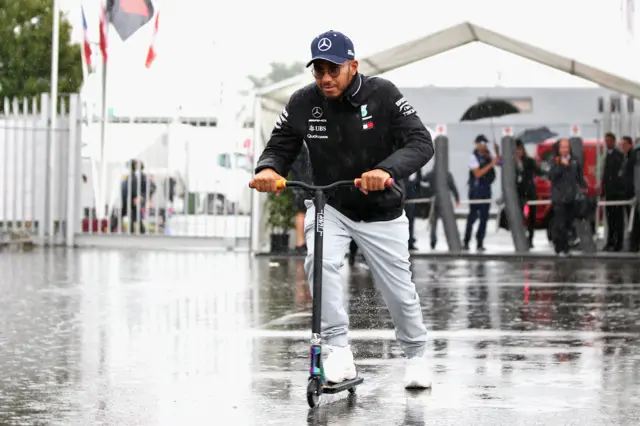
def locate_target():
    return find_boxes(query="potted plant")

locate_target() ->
[265,186,297,253]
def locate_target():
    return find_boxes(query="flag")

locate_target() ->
[81,6,93,69]
[108,0,155,42]
[99,2,109,63]
[145,11,159,68]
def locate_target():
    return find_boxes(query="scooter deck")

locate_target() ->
[322,377,364,394]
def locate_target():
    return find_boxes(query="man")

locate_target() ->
[463,135,499,251]
[251,30,434,389]
[404,167,424,251]
[621,136,640,251]
[289,143,313,254]
[601,132,625,251]
[420,169,460,249]
[121,159,155,234]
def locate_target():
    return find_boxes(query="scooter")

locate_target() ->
[250,176,393,408]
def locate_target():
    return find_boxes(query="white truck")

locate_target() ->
[81,122,253,218]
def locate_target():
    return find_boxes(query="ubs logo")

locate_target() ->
[309,125,326,132]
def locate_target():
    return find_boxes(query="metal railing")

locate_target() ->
[405,195,638,237]
[525,198,637,232]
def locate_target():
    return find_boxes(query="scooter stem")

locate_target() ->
[311,188,325,337]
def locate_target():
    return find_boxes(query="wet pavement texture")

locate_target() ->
[1,249,640,425]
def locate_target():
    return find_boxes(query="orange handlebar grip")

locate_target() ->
[249,178,288,190]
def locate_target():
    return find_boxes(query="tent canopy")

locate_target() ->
[257,21,640,107]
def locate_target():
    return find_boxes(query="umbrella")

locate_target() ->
[515,126,558,144]
[460,99,520,122]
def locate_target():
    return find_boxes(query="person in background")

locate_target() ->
[621,136,639,252]
[514,139,544,248]
[289,143,313,255]
[549,139,586,256]
[463,134,500,251]
[404,167,424,251]
[601,132,625,252]
[420,169,460,249]
[404,126,438,251]
[121,159,153,234]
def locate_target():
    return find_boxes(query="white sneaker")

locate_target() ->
[404,356,432,389]
[323,345,357,383]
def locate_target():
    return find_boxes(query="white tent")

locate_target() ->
[249,21,640,252]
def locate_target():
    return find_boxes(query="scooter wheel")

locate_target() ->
[306,377,322,408]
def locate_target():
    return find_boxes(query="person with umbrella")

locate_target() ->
[463,135,500,251]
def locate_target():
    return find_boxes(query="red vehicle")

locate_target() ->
[530,138,604,239]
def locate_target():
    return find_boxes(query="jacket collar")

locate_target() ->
[344,73,364,105]
[315,73,364,106]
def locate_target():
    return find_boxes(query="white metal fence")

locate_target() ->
[0,94,77,246]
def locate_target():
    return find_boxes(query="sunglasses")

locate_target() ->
[311,62,349,79]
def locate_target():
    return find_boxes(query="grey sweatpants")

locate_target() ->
[303,201,428,358]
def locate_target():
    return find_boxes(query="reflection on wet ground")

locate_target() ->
[1,249,640,425]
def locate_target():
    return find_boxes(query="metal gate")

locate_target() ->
[0,93,80,248]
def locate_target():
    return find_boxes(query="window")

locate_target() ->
[478,97,533,113]
[233,153,252,172]
[217,153,230,168]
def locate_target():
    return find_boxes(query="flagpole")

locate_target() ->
[98,8,109,219]
[80,46,100,218]
[47,0,60,244]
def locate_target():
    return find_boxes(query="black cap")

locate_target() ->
[307,30,355,67]
[475,134,489,144]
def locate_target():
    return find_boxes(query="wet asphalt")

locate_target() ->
[1,249,640,425]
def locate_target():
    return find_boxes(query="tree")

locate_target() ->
[248,61,306,89]
[0,0,82,108]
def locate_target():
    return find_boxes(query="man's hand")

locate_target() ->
[359,169,392,194]
[561,158,569,166]
[250,168,284,193]
[491,156,500,166]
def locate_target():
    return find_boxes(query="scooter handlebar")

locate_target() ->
[249,178,394,191]
[248,179,287,189]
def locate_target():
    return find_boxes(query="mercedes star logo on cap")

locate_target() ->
[317,38,332,51]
